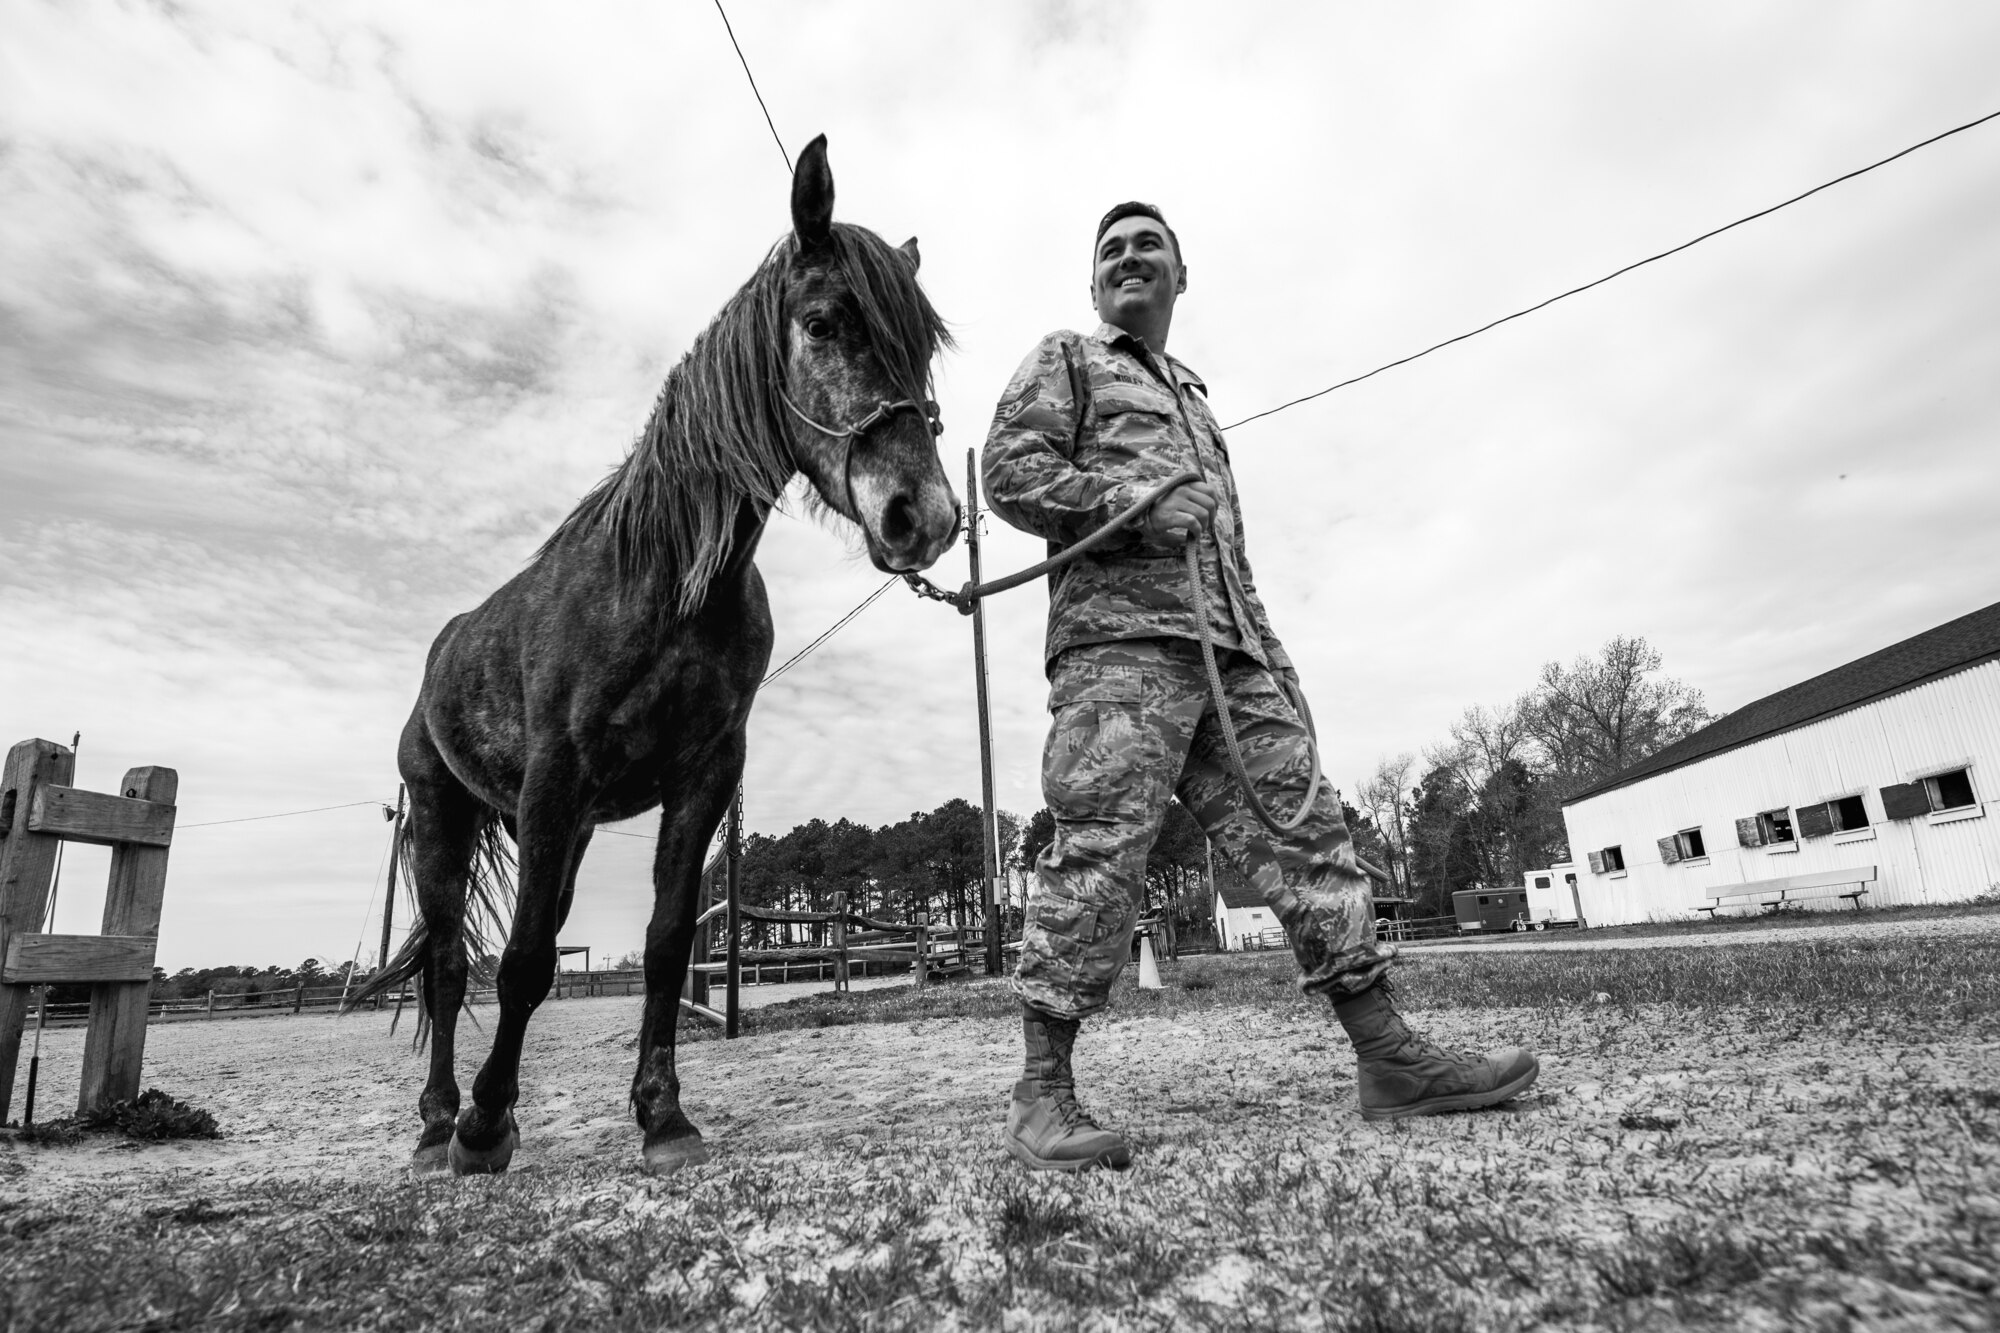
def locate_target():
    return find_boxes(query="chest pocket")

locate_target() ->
[1088,381,1185,468]
[1092,381,1181,422]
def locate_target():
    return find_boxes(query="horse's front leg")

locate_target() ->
[633,730,744,1174]
[451,754,586,1175]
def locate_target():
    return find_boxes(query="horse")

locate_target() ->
[351,135,959,1175]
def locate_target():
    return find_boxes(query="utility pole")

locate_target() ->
[378,783,406,972]
[725,786,743,1038]
[967,449,1004,977]
[1206,836,1218,948]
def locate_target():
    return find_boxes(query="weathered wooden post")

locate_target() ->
[0,739,73,1119]
[724,788,742,1039]
[830,891,849,993]
[913,913,928,989]
[0,739,178,1117]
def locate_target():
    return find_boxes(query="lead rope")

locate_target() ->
[910,468,1389,880]
[1181,538,1324,837]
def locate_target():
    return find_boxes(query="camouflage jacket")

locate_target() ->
[981,324,1292,674]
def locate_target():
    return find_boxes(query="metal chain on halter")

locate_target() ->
[903,469,1205,613]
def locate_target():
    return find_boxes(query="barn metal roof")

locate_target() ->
[1564,597,2000,805]
[1214,877,1264,910]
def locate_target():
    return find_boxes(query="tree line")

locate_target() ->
[1350,635,1717,918]
[99,634,1705,987]
[737,790,1399,951]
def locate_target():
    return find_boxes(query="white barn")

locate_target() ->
[1562,599,2000,926]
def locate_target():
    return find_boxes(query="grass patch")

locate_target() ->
[1564,896,2000,941]
[693,929,2000,1042]
[7,918,1996,1331]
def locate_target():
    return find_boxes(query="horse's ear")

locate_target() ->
[791,134,834,250]
[898,237,921,272]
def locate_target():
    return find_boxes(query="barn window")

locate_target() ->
[1924,768,1977,812]
[1534,876,1551,889]
[1757,808,1794,844]
[1797,795,1871,837]
[1660,828,1704,863]
[1602,845,1625,872]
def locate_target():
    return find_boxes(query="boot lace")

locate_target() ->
[1375,976,1477,1065]
[1046,1081,1106,1132]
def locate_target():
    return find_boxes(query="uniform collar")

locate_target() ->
[1089,322,1209,397]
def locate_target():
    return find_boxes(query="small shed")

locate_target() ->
[1562,599,2000,926]
[1212,877,1281,951]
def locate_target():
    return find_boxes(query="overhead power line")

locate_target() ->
[1223,106,2000,432]
[712,0,791,173]
[180,800,391,830]
[762,576,902,688]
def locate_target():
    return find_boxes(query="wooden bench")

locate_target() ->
[1696,865,1876,917]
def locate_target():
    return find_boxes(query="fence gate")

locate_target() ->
[0,737,178,1119]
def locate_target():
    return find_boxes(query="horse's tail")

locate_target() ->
[344,809,518,1046]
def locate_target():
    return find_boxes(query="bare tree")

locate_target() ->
[1522,635,1718,793]
[1355,753,1416,895]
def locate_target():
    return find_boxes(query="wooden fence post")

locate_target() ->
[831,892,849,993]
[724,789,742,1039]
[0,739,73,1120]
[914,913,928,989]
[73,764,179,1104]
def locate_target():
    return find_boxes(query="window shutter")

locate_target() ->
[1587,850,1605,874]
[1656,835,1681,865]
[1796,802,1835,839]
[1734,816,1763,848]
[1879,783,1929,821]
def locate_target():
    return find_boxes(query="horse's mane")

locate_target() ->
[542,223,951,618]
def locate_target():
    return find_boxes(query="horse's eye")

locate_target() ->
[804,316,834,341]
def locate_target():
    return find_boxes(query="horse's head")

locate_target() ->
[775,136,960,574]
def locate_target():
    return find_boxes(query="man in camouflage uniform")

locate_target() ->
[984,202,1539,1172]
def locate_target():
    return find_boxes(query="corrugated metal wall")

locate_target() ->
[1562,659,2000,925]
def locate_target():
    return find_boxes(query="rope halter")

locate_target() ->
[774,385,943,531]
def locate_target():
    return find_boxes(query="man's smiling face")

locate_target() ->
[1092,213,1185,339]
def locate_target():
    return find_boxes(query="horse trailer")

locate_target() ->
[1453,864,1584,933]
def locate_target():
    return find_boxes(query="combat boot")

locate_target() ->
[1333,979,1539,1121]
[1003,1004,1131,1171]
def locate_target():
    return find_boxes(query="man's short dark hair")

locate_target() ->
[1095,201,1182,267]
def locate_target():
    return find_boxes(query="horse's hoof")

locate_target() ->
[643,1131,710,1176]
[449,1118,518,1176]
[410,1142,452,1175]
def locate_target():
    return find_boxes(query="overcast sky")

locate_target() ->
[4,1,1996,972]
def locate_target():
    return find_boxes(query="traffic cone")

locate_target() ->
[1137,932,1163,989]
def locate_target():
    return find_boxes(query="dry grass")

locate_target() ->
[2,921,1997,1331]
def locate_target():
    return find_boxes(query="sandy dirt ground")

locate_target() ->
[3,912,1996,1200]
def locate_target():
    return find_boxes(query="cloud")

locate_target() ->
[4,0,1998,967]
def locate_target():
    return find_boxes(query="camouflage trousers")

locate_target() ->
[1016,638,1398,1020]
